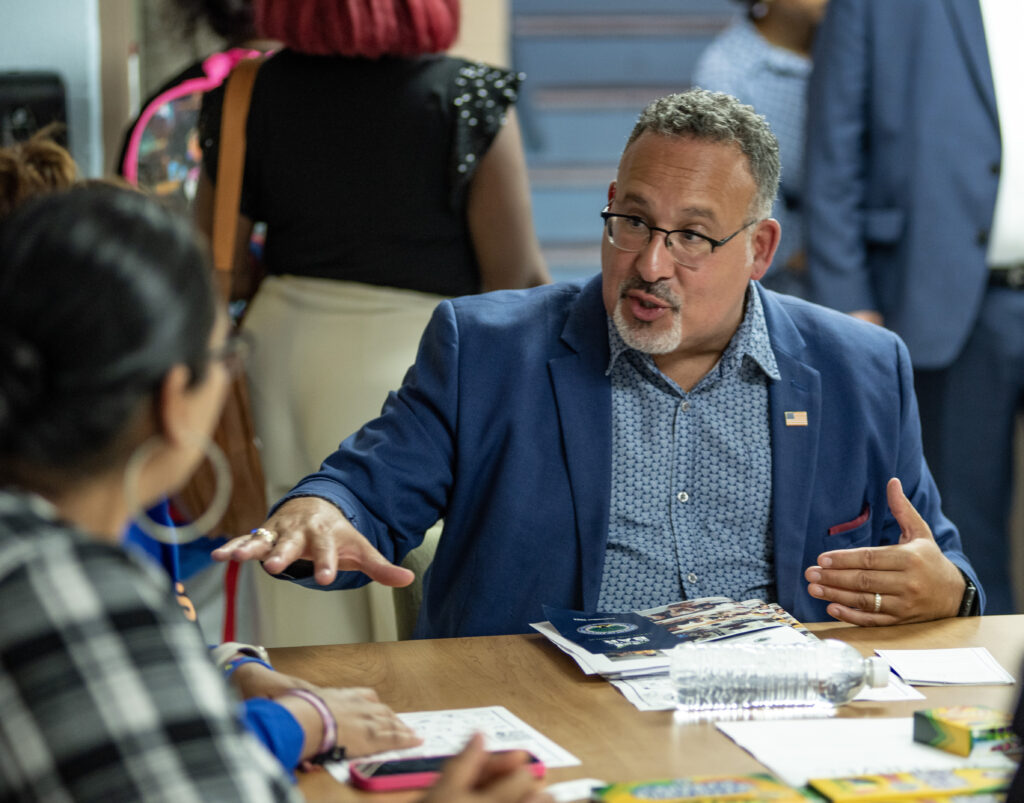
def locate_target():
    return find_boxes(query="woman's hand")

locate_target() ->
[225,653,419,758]
[277,685,421,761]
[318,686,421,757]
[423,734,553,803]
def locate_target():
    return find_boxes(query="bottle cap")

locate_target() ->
[866,656,890,688]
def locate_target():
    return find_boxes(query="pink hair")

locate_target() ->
[254,0,460,58]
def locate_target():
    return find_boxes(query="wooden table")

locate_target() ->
[269,615,1024,801]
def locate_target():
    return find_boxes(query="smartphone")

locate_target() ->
[349,751,546,792]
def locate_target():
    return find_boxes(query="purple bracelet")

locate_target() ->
[281,688,345,768]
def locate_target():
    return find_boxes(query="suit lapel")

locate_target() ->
[760,289,821,615]
[549,277,612,610]
[943,0,998,126]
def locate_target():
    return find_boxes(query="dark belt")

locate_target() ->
[989,265,1024,289]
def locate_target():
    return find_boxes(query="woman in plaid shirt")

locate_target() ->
[0,186,551,803]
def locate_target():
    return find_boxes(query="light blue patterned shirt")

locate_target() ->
[598,283,780,611]
[692,16,811,279]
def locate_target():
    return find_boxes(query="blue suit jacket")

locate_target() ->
[805,0,999,370]
[284,278,982,637]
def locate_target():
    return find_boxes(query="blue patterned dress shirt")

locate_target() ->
[598,283,780,611]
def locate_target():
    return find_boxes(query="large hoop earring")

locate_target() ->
[123,433,232,544]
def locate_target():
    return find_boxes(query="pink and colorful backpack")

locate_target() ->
[120,47,268,210]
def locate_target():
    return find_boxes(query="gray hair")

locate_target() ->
[625,89,780,218]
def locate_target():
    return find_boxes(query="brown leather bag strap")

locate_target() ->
[212,57,262,288]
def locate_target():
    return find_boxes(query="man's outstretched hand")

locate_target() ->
[211,496,415,587]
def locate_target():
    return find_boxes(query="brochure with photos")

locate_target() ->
[531,596,816,679]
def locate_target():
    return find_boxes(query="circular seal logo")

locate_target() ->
[576,622,639,636]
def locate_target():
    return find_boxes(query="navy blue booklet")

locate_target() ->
[542,606,681,655]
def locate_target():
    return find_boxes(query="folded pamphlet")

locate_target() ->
[531,596,816,679]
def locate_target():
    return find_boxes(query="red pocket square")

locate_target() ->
[827,502,871,536]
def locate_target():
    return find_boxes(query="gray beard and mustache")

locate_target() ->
[612,277,682,355]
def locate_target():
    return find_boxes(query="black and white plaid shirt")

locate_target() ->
[0,490,300,802]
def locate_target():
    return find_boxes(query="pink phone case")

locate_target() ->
[349,751,545,792]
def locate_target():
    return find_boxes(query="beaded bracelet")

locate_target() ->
[222,655,273,680]
[281,688,346,769]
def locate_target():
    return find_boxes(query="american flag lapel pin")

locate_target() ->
[785,410,808,427]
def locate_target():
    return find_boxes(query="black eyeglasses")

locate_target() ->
[600,207,760,267]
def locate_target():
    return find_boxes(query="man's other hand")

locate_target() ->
[804,477,966,625]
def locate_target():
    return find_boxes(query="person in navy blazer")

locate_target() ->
[805,0,1024,614]
[216,89,983,638]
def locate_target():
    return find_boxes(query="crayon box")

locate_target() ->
[591,773,811,802]
[912,706,1020,759]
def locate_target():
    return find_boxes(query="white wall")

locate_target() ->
[0,0,104,176]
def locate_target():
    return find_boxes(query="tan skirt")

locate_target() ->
[237,276,444,646]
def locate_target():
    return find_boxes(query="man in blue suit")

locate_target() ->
[805,0,1024,614]
[216,89,982,637]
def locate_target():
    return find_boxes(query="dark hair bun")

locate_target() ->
[175,0,254,40]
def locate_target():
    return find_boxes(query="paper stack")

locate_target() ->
[530,596,816,680]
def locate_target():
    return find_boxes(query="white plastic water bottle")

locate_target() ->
[669,639,890,713]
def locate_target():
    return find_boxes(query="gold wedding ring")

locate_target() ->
[873,592,882,613]
[251,527,277,545]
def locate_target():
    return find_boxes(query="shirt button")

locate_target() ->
[676,491,689,503]
[680,400,691,412]
[686,572,698,584]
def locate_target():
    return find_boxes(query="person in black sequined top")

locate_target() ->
[197,0,549,295]
[192,0,550,647]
